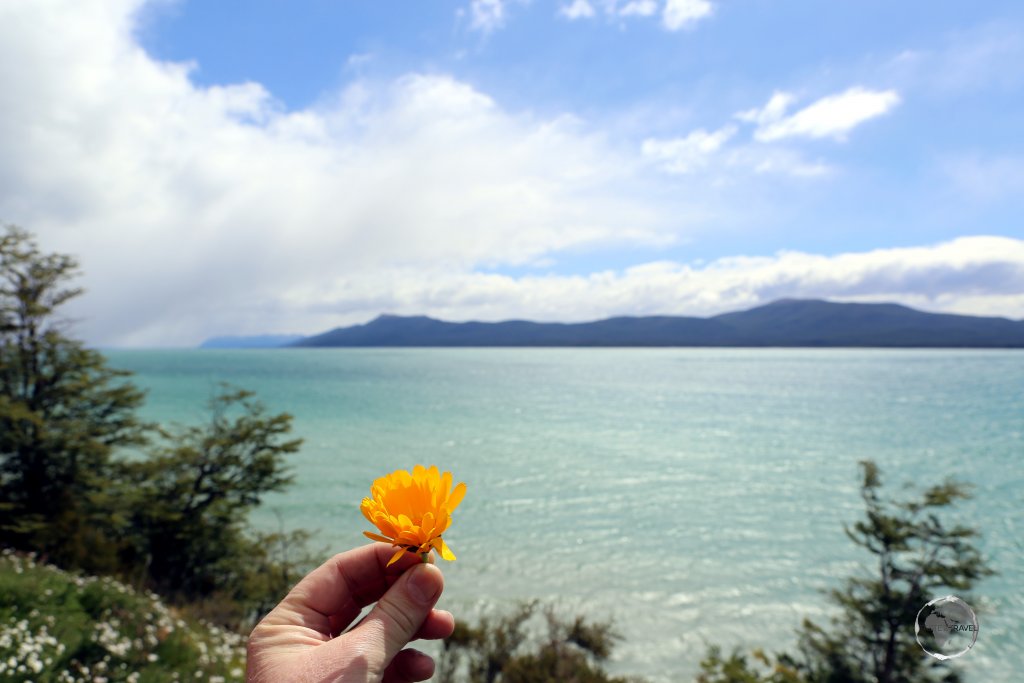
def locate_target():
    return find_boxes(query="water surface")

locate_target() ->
[107,349,1023,681]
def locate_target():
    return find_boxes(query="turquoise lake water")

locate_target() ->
[105,349,1023,681]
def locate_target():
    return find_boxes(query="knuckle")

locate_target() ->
[376,594,420,639]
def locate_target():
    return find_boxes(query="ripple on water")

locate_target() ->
[108,348,1024,682]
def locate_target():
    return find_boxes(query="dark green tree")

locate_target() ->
[122,387,303,608]
[1,226,313,624]
[792,460,993,683]
[698,461,993,683]
[0,225,146,569]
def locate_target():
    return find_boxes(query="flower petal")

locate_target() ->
[387,547,408,567]
[360,500,376,524]
[438,538,456,561]
[446,482,466,512]
[421,512,435,536]
[373,513,399,538]
[362,467,463,564]
[435,507,450,533]
[395,531,420,546]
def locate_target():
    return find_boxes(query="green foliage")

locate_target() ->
[0,548,246,682]
[0,225,315,627]
[121,387,302,604]
[231,525,321,623]
[0,225,147,570]
[699,461,993,683]
[790,461,993,683]
[696,647,806,683]
[437,602,645,683]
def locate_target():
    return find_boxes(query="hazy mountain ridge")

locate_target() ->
[199,334,305,349]
[262,299,1024,348]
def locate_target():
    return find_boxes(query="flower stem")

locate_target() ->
[420,552,429,563]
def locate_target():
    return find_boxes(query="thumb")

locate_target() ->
[331,562,445,675]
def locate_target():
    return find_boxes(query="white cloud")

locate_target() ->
[345,53,373,70]
[0,0,677,346]
[560,0,596,20]
[560,0,714,31]
[663,0,713,31]
[641,125,736,174]
[278,236,1024,328]
[735,91,795,127]
[642,125,830,178]
[620,0,658,18]
[743,87,901,142]
[728,147,832,177]
[469,0,506,33]
[1,1,1015,347]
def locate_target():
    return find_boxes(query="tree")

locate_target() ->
[122,387,303,607]
[792,460,993,683]
[0,225,146,569]
[1,226,312,624]
[698,461,993,683]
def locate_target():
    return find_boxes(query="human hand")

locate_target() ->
[247,543,455,682]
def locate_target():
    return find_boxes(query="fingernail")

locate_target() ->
[407,564,442,605]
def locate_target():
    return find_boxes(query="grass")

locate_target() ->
[0,548,247,682]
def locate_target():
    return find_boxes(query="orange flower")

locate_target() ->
[361,465,466,566]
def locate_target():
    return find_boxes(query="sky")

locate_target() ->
[1,0,1023,346]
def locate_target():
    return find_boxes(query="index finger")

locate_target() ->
[266,543,422,636]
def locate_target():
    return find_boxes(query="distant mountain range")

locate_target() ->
[200,299,1024,349]
[199,334,305,349]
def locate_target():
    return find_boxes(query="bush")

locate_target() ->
[0,548,247,682]
[437,601,646,683]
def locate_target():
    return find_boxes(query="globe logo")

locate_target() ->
[914,596,979,660]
